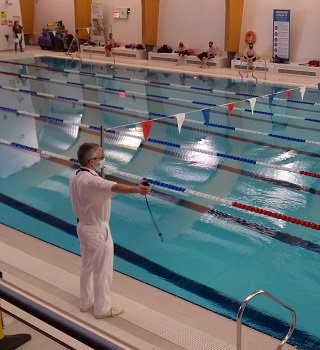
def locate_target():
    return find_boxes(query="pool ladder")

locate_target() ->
[238,57,267,82]
[237,290,296,350]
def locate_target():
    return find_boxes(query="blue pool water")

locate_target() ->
[0,56,320,349]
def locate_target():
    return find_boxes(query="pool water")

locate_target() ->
[0,56,319,349]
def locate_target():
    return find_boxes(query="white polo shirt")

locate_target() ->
[70,168,116,226]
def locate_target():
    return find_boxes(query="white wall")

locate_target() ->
[0,0,22,51]
[28,0,320,62]
[33,0,75,37]
[241,0,320,62]
[98,0,142,45]
[157,0,225,52]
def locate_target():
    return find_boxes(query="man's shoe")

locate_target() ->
[80,304,93,312]
[94,306,124,319]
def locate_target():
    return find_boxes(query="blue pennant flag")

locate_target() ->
[202,108,210,126]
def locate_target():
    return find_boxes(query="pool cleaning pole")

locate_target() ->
[100,125,105,178]
[109,24,116,68]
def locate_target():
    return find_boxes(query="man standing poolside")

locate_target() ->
[70,142,151,319]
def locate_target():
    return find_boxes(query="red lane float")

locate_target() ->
[232,202,320,230]
[299,170,320,178]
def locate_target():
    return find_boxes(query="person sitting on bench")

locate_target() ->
[104,33,116,57]
[242,42,257,67]
[197,41,216,69]
[176,42,188,65]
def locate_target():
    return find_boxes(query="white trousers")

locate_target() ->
[77,223,114,316]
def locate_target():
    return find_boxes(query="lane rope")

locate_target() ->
[0,59,319,110]
[2,82,320,147]
[1,137,320,230]
[2,104,320,179]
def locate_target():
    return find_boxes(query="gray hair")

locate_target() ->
[77,143,101,166]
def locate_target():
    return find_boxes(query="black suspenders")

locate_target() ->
[76,167,95,175]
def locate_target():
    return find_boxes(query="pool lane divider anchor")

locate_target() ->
[1,138,320,231]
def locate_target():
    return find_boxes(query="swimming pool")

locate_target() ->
[0,56,319,349]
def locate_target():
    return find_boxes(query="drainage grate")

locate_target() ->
[150,56,178,63]
[277,68,317,76]
[113,52,138,58]
[186,59,217,67]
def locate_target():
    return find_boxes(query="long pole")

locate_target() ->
[109,24,116,67]
[100,125,105,178]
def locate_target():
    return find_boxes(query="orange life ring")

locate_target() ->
[245,31,256,44]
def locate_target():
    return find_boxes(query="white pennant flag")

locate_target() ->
[175,113,185,133]
[17,33,22,40]
[52,30,56,37]
[300,86,306,101]
[249,97,256,115]
[86,27,91,34]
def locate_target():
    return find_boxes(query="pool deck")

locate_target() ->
[0,46,308,350]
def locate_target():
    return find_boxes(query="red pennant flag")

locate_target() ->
[119,92,126,98]
[227,103,234,117]
[285,90,291,100]
[141,120,152,140]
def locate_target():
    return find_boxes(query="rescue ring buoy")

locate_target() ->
[245,31,256,44]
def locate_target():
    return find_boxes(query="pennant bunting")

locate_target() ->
[5,34,9,41]
[202,109,210,126]
[285,90,291,100]
[175,113,185,133]
[300,86,306,101]
[249,98,256,115]
[76,28,79,34]
[141,120,152,140]
[86,27,91,34]
[227,103,234,117]
[17,33,22,40]
[52,30,56,37]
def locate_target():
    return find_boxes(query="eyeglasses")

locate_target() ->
[91,156,105,161]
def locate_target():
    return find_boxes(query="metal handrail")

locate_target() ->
[252,58,267,81]
[237,290,296,350]
[238,57,267,81]
[80,42,92,59]
[0,278,130,350]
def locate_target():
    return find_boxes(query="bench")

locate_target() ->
[80,45,147,60]
[148,52,229,68]
[232,59,318,78]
